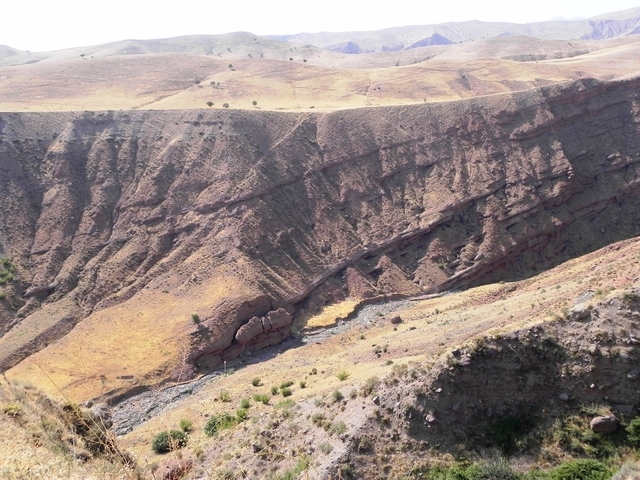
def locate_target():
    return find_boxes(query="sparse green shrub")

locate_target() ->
[311,368,317,375]
[179,419,193,432]
[251,378,261,387]
[331,421,347,435]
[271,386,279,395]
[336,371,350,381]
[476,459,520,480]
[319,442,333,454]
[204,413,237,437]
[281,387,292,397]
[312,413,326,426]
[409,462,480,479]
[222,103,230,108]
[3,403,22,417]
[361,377,378,397]
[626,417,640,446]
[332,390,344,403]
[219,390,231,402]
[0,292,6,300]
[252,394,270,405]
[191,313,200,324]
[280,380,294,389]
[152,430,187,453]
[621,291,640,303]
[240,398,250,409]
[236,408,248,420]
[276,399,295,409]
[549,459,610,480]
[278,455,310,480]
[299,381,306,388]
[206,101,213,108]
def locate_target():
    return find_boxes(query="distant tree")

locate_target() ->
[289,58,293,61]
[303,59,307,62]
[252,100,257,107]
[194,79,201,85]
[206,101,214,108]
[222,103,229,109]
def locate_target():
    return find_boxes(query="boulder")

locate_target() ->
[589,415,619,433]
[235,316,265,344]
[265,308,293,330]
[159,458,193,480]
[390,316,403,324]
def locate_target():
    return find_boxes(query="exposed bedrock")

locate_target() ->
[0,77,640,374]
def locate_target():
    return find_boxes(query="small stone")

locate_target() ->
[628,370,640,380]
[590,415,619,434]
[159,458,193,480]
[559,393,570,401]
[372,396,380,405]
[435,388,442,393]
[425,412,436,423]
[590,383,596,389]
[451,348,461,357]
[390,316,403,325]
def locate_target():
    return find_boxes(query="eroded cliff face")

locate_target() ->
[1,77,639,379]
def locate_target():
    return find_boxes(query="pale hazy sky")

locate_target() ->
[3,0,640,52]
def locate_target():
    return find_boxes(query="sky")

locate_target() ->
[2,0,640,52]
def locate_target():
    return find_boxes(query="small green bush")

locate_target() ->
[152,430,187,454]
[549,459,610,480]
[252,394,270,405]
[280,380,294,389]
[319,442,333,454]
[275,399,295,409]
[311,368,317,375]
[270,385,279,395]
[336,371,350,381]
[299,381,306,388]
[204,413,237,437]
[361,377,378,397]
[332,390,344,403]
[240,398,250,409]
[331,421,347,435]
[251,378,261,387]
[476,459,520,480]
[191,313,201,324]
[219,390,231,402]
[236,408,248,420]
[626,417,640,446]
[179,419,193,432]
[0,292,6,300]
[281,387,292,397]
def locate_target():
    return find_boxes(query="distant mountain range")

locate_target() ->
[1,5,639,64]
[273,6,640,53]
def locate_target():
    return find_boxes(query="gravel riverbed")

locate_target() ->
[111,298,414,435]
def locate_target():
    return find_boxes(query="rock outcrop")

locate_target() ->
[1,76,640,376]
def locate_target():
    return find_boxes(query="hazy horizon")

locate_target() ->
[2,0,640,52]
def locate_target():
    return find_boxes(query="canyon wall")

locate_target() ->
[1,76,639,376]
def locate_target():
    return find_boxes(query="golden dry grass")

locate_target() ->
[5,271,253,403]
[0,379,134,480]
[1,36,638,112]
